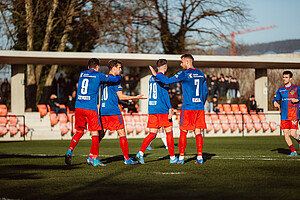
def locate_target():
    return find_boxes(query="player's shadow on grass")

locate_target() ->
[270,148,291,155]
[100,154,141,164]
[185,153,216,164]
[0,153,64,159]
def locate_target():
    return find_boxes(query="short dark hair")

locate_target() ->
[181,54,194,62]
[156,59,167,67]
[107,59,122,71]
[88,58,100,68]
[251,95,255,98]
[283,71,293,78]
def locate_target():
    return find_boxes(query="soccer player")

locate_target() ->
[136,59,178,164]
[65,58,121,166]
[94,59,146,165]
[149,54,208,164]
[273,71,300,156]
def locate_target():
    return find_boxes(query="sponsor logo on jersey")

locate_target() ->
[192,98,201,103]
[83,74,96,78]
[188,74,193,78]
[149,101,157,105]
[78,95,91,100]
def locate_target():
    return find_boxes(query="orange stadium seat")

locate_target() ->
[143,122,149,134]
[210,114,219,123]
[0,124,7,135]
[218,114,227,123]
[213,122,221,132]
[9,115,18,125]
[9,124,18,136]
[126,123,134,134]
[0,105,8,116]
[227,114,236,123]
[245,122,253,132]
[60,123,69,135]
[58,113,68,123]
[206,122,213,133]
[239,104,248,114]
[37,104,48,118]
[231,104,239,114]
[124,114,133,123]
[221,122,229,132]
[269,121,277,131]
[261,121,269,131]
[243,114,251,122]
[132,113,141,123]
[253,122,261,131]
[229,122,237,132]
[19,124,28,135]
[0,116,7,125]
[217,104,224,113]
[205,114,211,123]
[223,104,232,114]
[49,113,58,126]
[59,104,66,109]
[237,122,244,131]
[258,113,266,121]
[141,114,148,123]
[134,122,143,134]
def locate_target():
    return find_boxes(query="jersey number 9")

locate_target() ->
[81,79,89,95]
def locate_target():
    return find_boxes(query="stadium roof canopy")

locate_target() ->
[1,50,300,69]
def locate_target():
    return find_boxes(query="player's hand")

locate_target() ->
[135,94,147,100]
[273,101,280,108]
[291,98,299,103]
[168,108,175,119]
[149,65,157,76]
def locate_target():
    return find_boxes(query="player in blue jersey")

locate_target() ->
[149,54,208,164]
[136,59,178,164]
[65,58,121,166]
[273,71,300,156]
[90,59,146,165]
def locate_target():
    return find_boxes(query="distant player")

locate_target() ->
[93,60,146,165]
[149,54,208,164]
[136,59,178,164]
[273,71,300,156]
[65,58,121,166]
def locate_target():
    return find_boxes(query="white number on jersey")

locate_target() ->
[81,78,89,95]
[194,79,200,96]
[100,84,108,101]
[149,82,158,99]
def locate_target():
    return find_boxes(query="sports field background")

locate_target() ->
[0,136,299,200]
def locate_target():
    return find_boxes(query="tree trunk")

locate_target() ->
[25,0,36,111]
[41,0,77,103]
[35,0,59,86]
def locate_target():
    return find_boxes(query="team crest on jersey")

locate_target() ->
[290,90,295,95]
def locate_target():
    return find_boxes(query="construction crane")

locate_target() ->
[220,25,277,56]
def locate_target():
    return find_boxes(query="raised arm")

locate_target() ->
[99,73,121,83]
[149,65,185,85]
[117,91,147,101]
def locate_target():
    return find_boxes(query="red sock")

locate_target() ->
[90,136,99,158]
[289,144,296,152]
[196,134,203,156]
[69,130,83,150]
[179,130,188,156]
[119,136,129,160]
[140,132,157,152]
[166,131,175,157]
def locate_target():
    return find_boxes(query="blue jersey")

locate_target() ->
[75,69,121,111]
[100,81,122,116]
[155,68,208,110]
[273,84,300,120]
[148,73,171,114]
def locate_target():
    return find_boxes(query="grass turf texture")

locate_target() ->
[0,136,299,200]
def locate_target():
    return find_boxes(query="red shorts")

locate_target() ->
[180,110,206,130]
[280,120,298,129]
[100,115,124,131]
[147,114,172,129]
[75,108,102,131]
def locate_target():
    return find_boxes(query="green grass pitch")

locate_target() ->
[0,136,300,200]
